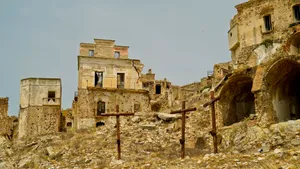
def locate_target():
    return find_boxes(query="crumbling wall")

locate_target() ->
[0,98,17,140]
[0,98,8,119]
[18,78,62,138]
[229,0,300,69]
[19,106,60,138]
[76,88,150,129]
[78,56,144,89]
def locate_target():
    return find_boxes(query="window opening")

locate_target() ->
[117,73,125,89]
[95,72,103,87]
[48,91,56,102]
[67,122,72,127]
[97,101,105,116]
[114,51,120,58]
[96,121,105,127]
[263,15,272,31]
[294,5,300,21]
[89,50,94,56]
[156,85,161,94]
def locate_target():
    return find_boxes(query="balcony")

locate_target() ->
[43,98,61,106]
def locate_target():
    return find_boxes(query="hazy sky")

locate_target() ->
[0,0,247,116]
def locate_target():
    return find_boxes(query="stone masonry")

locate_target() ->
[18,78,62,138]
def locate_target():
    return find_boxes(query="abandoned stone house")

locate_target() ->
[73,39,150,129]
[18,78,62,138]
[71,39,182,129]
[212,0,300,128]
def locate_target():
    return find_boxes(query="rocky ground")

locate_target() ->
[1,106,300,169]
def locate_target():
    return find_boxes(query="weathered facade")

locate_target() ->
[18,78,62,138]
[74,39,151,129]
[0,98,18,140]
[214,0,300,127]
[0,97,8,119]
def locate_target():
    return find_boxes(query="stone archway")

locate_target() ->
[285,32,300,55]
[219,75,255,126]
[264,58,300,122]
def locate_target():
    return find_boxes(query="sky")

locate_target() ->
[0,0,247,116]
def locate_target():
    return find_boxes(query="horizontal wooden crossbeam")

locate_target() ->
[100,113,135,116]
[203,97,220,107]
[170,107,197,114]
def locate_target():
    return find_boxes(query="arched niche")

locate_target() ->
[265,58,300,122]
[219,75,255,126]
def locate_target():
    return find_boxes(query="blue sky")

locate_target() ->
[0,0,247,116]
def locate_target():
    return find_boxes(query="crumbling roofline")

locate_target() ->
[21,78,61,81]
[115,45,129,49]
[94,38,115,42]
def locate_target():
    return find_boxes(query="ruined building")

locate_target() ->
[18,78,62,138]
[0,98,8,119]
[73,39,151,129]
[213,0,300,128]
[0,98,17,139]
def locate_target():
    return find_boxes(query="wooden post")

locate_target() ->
[171,101,197,159]
[116,105,121,160]
[203,91,220,154]
[181,101,186,158]
[100,105,134,160]
[210,91,218,154]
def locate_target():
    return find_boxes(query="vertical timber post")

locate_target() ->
[181,101,186,159]
[116,105,121,160]
[210,91,218,154]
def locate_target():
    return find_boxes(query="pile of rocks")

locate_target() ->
[0,108,300,168]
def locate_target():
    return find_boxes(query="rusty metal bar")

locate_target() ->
[170,107,197,114]
[100,113,135,116]
[116,105,121,160]
[181,101,186,159]
[210,91,218,154]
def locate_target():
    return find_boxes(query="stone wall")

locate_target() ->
[80,39,129,59]
[76,88,150,129]
[20,78,61,108]
[229,0,300,68]
[18,106,61,138]
[18,78,62,138]
[78,57,144,89]
[0,98,8,119]
[0,98,17,139]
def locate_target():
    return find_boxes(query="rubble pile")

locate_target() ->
[0,107,300,169]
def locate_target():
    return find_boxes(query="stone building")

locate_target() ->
[0,98,18,140]
[61,108,73,131]
[73,39,151,129]
[213,0,300,128]
[18,78,62,138]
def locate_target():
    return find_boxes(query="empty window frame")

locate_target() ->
[97,101,106,116]
[89,50,94,56]
[156,84,161,94]
[263,15,272,31]
[134,103,141,112]
[48,91,56,102]
[114,51,120,58]
[66,122,72,127]
[117,73,125,89]
[95,72,103,87]
[294,5,300,21]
